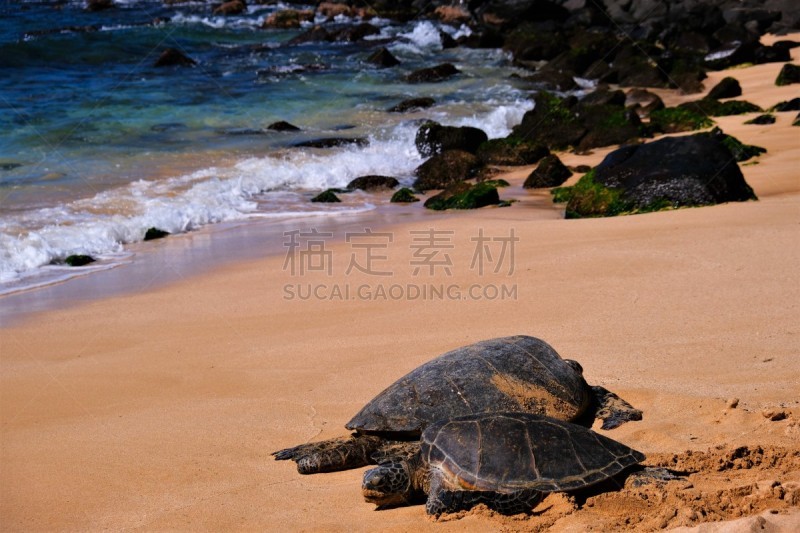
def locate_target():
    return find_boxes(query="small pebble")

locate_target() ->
[762,409,788,421]
[727,397,740,409]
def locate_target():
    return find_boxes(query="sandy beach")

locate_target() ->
[2,39,799,531]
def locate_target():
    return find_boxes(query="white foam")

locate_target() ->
[390,21,444,55]
[0,123,422,284]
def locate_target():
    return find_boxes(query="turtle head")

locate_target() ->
[565,359,584,375]
[362,461,415,509]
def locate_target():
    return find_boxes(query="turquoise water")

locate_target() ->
[0,0,533,291]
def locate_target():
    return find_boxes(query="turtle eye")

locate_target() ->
[368,475,381,486]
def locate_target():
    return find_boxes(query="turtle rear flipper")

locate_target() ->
[272,434,383,474]
[591,385,643,430]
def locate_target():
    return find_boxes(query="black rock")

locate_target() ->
[390,188,420,203]
[311,190,341,203]
[513,92,586,151]
[707,77,742,100]
[366,47,400,68]
[212,0,246,16]
[678,98,761,117]
[415,122,488,157]
[776,64,800,86]
[346,175,399,191]
[406,63,460,83]
[523,155,573,189]
[387,97,435,113]
[0,162,22,171]
[294,138,369,148]
[476,139,550,166]
[754,44,792,65]
[744,114,776,125]
[581,89,626,107]
[287,25,331,45]
[625,89,665,118]
[64,254,96,267]
[413,150,481,192]
[268,121,301,132]
[705,41,759,70]
[563,131,757,218]
[772,98,800,112]
[144,227,170,241]
[332,23,380,43]
[154,48,196,67]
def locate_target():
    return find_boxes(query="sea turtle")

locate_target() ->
[273,335,641,474]
[362,412,646,516]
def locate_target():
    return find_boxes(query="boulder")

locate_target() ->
[413,150,481,191]
[154,48,196,67]
[287,25,331,45]
[387,97,435,113]
[406,63,460,83]
[366,47,400,68]
[390,188,420,203]
[346,176,399,191]
[576,105,643,151]
[424,181,501,211]
[707,77,742,99]
[711,128,766,162]
[561,131,757,218]
[678,98,761,117]
[523,155,573,189]
[212,0,246,16]
[625,89,665,118]
[415,122,488,157]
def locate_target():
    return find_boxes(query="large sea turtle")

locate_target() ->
[273,335,641,474]
[362,412,645,516]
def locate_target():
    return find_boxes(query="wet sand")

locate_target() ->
[1,41,799,531]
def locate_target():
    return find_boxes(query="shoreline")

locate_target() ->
[1,29,799,532]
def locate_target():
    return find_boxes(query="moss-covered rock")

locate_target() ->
[144,227,170,241]
[390,188,420,203]
[649,106,714,133]
[512,92,586,151]
[562,170,633,218]
[311,189,341,203]
[346,175,399,191]
[678,98,762,117]
[424,181,501,211]
[64,254,96,267]
[476,138,550,166]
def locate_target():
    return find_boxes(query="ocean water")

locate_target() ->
[0,0,534,294]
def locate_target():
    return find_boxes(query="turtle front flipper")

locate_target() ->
[591,385,643,430]
[272,434,383,474]
[369,440,421,464]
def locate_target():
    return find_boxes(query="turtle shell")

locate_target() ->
[421,412,645,493]
[346,336,590,436]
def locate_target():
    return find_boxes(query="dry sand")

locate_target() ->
[1,40,799,532]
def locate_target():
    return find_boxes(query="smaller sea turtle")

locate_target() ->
[362,412,645,516]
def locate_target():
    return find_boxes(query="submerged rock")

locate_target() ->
[294,138,368,149]
[268,121,301,132]
[154,48,196,67]
[387,97,435,113]
[406,63,460,83]
[86,0,114,11]
[263,9,313,29]
[366,47,400,68]
[212,0,246,16]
